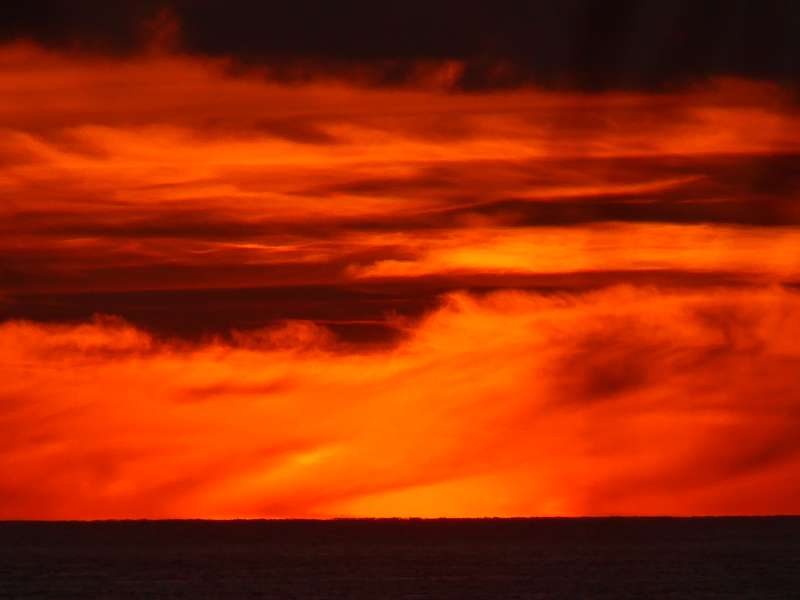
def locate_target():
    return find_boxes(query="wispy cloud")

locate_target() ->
[2,286,800,518]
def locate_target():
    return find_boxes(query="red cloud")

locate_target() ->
[2,286,800,518]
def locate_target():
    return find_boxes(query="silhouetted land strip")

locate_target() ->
[1,517,799,598]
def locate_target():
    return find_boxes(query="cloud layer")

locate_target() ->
[1,44,798,307]
[2,286,800,519]
[1,33,799,518]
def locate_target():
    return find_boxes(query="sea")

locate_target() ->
[1,518,798,598]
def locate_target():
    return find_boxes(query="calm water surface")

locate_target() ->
[0,518,798,599]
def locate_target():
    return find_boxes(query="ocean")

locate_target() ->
[1,518,798,598]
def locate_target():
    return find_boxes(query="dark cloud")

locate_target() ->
[0,244,404,292]
[0,283,433,342]
[180,378,293,402]
[250,118,343,146]
[303,153,800,228]
[0,2,163,53]
[0,270,760,343]
[1,1,798,91]
[554,325,660,402]
[173,0,800,91]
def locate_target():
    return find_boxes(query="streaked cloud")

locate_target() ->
[2,286,800,518]
[1,35,799,518]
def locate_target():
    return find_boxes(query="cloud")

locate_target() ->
[350,224,800,282]
[1,8,799,521]
[2,285,800,518]
[1,2,799,92]
[0,43,798,302]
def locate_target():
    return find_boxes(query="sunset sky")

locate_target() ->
[1,1,800,519]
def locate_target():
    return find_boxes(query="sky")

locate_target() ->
[1,1,799,519]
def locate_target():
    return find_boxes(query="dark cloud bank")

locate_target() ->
[2,0,798,91]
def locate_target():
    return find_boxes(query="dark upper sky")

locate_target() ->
[2,0,798,91]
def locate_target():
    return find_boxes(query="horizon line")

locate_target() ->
[3,515,800,524]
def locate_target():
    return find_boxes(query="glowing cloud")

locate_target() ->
[1,37,799,518]
[2,286,800,519]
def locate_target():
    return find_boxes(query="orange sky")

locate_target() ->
[2,42,800,518]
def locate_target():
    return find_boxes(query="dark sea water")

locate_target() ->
[1,518,798,599]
